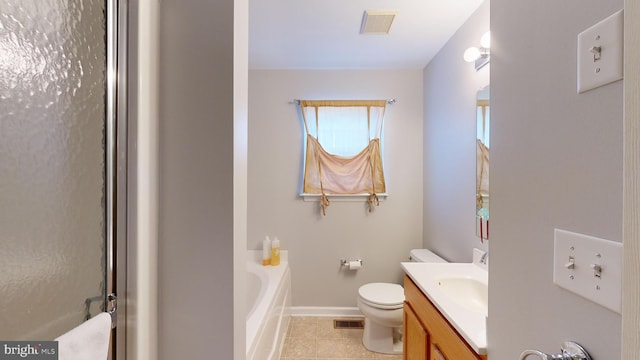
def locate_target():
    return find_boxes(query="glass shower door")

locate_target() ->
[0,0,110,341]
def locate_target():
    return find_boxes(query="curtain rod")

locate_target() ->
[291,99,396,105]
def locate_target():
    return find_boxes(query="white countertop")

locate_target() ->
[401,261,488,355]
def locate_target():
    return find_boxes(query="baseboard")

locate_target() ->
[289,306,363,318]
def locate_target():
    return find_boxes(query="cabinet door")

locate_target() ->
[430,343,447,360]
[404,303,429,360]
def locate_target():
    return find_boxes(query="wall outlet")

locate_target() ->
[553,229,622,313]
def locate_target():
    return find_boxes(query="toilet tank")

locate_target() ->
[409,249,447,263]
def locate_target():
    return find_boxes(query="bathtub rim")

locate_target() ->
[246,250,290,359]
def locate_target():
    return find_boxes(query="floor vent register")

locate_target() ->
[333,319,365,329]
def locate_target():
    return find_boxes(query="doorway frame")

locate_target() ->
[622,1,640,358]
[106,0,129,358]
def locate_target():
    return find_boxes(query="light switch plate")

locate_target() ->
[577,9,623,93]
[553,229,622,313]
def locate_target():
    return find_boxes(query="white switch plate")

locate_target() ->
[577,9,623,93]
[553,229,622,313]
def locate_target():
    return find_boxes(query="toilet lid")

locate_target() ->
[358,283,404,307]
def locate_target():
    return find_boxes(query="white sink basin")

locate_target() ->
[401,260,488,354]
[436,277,488,316]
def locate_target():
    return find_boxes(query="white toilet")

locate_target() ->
[357,249,446,354]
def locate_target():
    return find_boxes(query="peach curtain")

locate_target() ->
[476,100,490,211]
[476,139,489,206]
[300,100,387,215]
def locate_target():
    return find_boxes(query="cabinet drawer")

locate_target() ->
[404,275,487,360]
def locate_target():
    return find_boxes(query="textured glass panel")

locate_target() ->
[0,0,106,339]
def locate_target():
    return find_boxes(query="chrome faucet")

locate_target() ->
[519,341,591,360]
[480,251,489,265]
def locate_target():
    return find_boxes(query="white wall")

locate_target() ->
[422,1,490,262]
[157,0,239,358]
[248,70,424,306]
[623,1,640,357]
[233,0,249,357]
[490,1,623,359]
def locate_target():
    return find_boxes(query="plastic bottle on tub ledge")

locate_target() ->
[262,236,271,266]
[270,237,281,266]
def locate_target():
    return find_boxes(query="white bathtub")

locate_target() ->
[246,250,291,360]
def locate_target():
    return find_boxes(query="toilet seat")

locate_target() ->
[358,283,404,310]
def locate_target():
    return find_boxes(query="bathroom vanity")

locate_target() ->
[403,275,486,360]
[401,257,488,360]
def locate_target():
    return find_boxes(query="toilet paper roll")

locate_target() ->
[347,260,362,270]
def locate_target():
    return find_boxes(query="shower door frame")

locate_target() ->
[107,0,129,359]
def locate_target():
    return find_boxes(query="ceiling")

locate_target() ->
[249,0,485,70]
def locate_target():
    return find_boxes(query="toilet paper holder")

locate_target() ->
[340,259,363,269]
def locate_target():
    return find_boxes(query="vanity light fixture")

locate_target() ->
[464,31,491,70]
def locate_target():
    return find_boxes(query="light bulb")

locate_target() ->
[480,31,491,49]
[464,47,480,62]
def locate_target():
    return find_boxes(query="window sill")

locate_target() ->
[300,193,388,202]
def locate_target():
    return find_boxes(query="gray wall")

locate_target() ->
[423,0,623,358]
[248,70,424,306]
[490,1,623,359]
[422,1,490,262]
[157,0,235,358]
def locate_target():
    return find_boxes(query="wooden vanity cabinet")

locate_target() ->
[403,301,428,359]
[403,275,487,360]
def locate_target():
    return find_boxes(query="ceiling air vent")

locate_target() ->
[360,10,398,35]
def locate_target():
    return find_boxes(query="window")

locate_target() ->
[298,100,388,215]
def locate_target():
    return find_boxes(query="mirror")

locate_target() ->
[476,86,490,240]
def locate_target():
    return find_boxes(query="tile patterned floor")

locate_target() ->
[280,317,403,360]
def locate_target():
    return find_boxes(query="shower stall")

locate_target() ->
[0,0,129,358]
